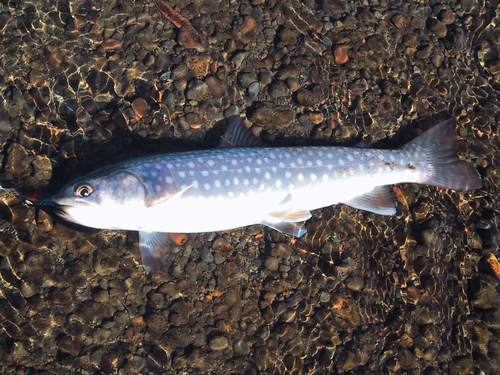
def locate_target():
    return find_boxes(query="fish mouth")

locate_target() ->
[16,195,68,217]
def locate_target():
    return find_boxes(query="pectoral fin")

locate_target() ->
[145,183,193,208]
[139,231,176,273]
[342,186,396,215]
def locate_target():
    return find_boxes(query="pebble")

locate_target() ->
[429,19,447,38]
[233,339,250,355]
[248,82,260,99]
[264,257,279,271]
[209,336,229,350]
[269,80,289,98]
[334,46,349,64]
[249,102,295,128]
[224,105,240,118]
[186,79,210,101]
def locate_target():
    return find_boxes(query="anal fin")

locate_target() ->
[342,186,396,215]
[261,220,307,237]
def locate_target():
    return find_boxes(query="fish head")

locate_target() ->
[38,169,148,230]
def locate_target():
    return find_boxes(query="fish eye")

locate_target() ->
[74,183,94,198]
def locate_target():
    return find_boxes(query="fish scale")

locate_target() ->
[23,116,482,273]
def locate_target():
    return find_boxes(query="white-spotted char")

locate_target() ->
[26,117,482,273]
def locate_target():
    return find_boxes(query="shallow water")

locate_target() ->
[0,0,499,373]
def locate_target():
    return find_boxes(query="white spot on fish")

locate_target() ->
[271,167,277,173]
[297,158,303,164]
[237,168,243,174]
[188,161,195,168]
[298,173,304,181]
[256,159,263,165]
[245,166,251,173]
[316,160,323,167]
[291,162,297,168]
[275,180,282,188]
[167,163,174,169]
[225,179,231,187]
[310,173,317,181]
[221,165,228,171]
[389,154,395,161]
[414,152,419,158]
[233,177,239,185]
[264,172,271,180]
[207,159,215,167]
[285,171,292,178]
[252,177,258,185]
[347,154,354,161]
[165,176,174,184]
[178,171,186,178]
[284,153,291,159]
[231,159,238,166]
[214,180,221,188]
[244,178,250,186]
[193,180,199,189]
[155,185,162,192]
[339,159,345,166]
[204,183,211,190]
[189,171,195,176]
[155,163,162,169]
[201,171,209,177]
[307,160,313,167]
[279,162,285,168]
[322,174,329,182]
[150,171,157,177]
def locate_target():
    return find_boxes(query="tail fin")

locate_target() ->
[402,118,482,191]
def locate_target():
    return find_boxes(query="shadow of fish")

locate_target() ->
[20,117,482,273]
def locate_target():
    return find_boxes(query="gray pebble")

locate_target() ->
[186,79,210,101]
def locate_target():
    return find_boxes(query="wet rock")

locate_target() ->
[439,10,456,24]
[209,335,229,350]
[186,79,210,101]
[132,98,148,119]
[0,119,12,135]
[186,55,211,78]
[296,88,322,108]
[334,45,349,65]
[264,257,279,271]
[205,76,226,98]
[4,143,30,179]
[249,102,295,128]
[248,82,260,99]
[269,80,289,98]
[429,19,447,38]
[233,339,250,355]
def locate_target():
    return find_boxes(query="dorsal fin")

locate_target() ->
[218,116,264,148]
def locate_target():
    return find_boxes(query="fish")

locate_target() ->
[19,116,482,273]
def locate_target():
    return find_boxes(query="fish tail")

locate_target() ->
[403,118,482,191]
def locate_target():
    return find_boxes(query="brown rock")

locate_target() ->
[249,102,295,129]
[132,98,148,119]
[334,45,349,64]
[186,55,211,78]
[429,19,447,38]
[5,143,30,179]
